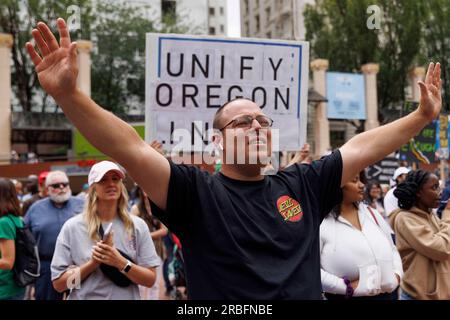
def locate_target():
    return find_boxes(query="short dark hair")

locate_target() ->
[394,170,431,210]
[212,97,254,130]
[0,178,22,217]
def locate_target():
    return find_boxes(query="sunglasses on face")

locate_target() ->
[220,115,274,131]
[49,182,69,189]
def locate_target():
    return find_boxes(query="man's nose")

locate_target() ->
[251,118,262,129]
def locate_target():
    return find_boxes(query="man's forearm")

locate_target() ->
[340,109,430,182]
[355,109,428,162]
[55,88,144,165]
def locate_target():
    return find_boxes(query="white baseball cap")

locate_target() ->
[88,161,125,186]
[393,167,410,181]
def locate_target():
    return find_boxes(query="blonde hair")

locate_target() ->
[83,180,134,241]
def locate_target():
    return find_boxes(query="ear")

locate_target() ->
[416,189,423,199]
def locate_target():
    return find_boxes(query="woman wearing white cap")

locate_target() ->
[50,161,160,299]
[384,167,410,217]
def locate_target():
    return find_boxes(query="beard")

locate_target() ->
[49,190,72,203]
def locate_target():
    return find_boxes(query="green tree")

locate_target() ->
[0,0,188,114]
[423,0,450,111]
[304,0,428,127]
[0,0,93,112]
[90,1,188,115]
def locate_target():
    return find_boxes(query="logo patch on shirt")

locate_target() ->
[276,195,303,222]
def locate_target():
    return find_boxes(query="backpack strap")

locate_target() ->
[366,206,380,226]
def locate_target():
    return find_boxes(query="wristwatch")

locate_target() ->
[120,260,132,274]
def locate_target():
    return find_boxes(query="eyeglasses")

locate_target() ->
[49,182,69,189]
[219,115,274,131]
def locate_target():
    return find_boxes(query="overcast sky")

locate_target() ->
[227,0,241,37]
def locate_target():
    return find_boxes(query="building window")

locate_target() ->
[255,14,260,32]
[220,7,224,15]
[209,7,215,16]
[209,27,216,35]
[220,24,224,33]
[265,6,271,23]
[244,0,249,15]
[245,21,249,35]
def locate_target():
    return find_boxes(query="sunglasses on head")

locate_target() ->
[49,182,69,189]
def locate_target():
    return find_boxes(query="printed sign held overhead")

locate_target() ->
[145,34,310,151]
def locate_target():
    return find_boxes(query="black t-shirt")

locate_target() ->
[151,150,343,299]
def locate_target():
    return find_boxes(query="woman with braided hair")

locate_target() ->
[389,170,450,300]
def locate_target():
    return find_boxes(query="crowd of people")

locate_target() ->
[1,150,449,300]
[0,18,449,300]
[0,160,186,300]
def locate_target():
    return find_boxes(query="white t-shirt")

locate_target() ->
[320,203,403,297]
[51,214,160,300]
[384,187,399,217]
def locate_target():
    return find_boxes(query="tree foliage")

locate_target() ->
[90,1,188,115]
[423,0,450,111]
[0,0,188,114]
[0,0,93,112]
[303,0,447,121]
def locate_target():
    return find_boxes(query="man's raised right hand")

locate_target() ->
[26,18,78,100]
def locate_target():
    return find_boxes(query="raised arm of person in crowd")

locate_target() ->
[286,143,311,168]
[25,19,170,210]
[340,62,442,187]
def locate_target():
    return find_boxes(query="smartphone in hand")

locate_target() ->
[102,222,113,244]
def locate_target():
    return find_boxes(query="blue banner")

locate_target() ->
[435,114,449,160]
[326,72,366,120]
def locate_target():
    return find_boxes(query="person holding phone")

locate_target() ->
[50,161,160,299]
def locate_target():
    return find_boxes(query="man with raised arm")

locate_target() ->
[26,19,442,299]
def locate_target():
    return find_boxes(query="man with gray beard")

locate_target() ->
[24,171,84,300]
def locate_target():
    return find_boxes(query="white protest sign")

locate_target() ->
[145,34,309,151]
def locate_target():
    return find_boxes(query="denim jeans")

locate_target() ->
[35,260,63,300]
